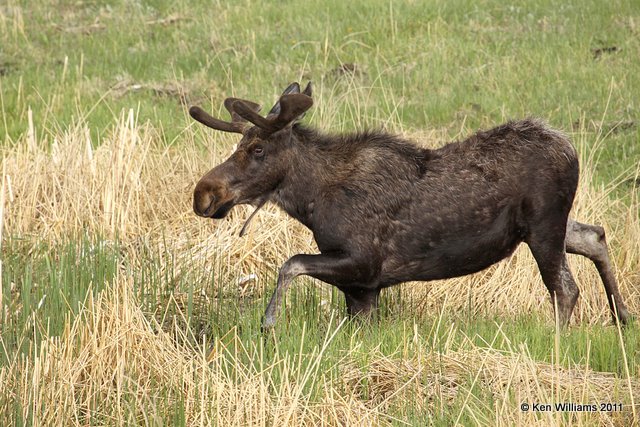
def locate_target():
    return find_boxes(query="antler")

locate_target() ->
[234,93,313,133]
[268,82,313,117]
[190,82,313,134]
[189,98,261,134]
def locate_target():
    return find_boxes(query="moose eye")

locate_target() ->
[253,146,264,157]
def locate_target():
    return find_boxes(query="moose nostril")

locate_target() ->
[194,191,217,217]
[203,195,217,215]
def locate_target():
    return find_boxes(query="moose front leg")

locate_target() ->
[262,253,378,330]
[343,287,381,317]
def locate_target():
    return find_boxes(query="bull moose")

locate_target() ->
[189,82,630,329]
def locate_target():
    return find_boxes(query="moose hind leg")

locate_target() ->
[565,219,630,324]
[527,227,580,327]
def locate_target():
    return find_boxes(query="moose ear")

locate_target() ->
[268,82,301,117]
[281,82,301,95]
[294,82,313,121]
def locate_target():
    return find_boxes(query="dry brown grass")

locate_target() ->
[1,276,636,426]
[2,111,638,322]
[341,342,639,426]
[0,278,383,426]
[0,112,638,425]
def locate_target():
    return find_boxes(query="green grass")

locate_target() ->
[1,0,638,183]
[2,236,638,424]
[0,235,119,363]
[2,235,637,376]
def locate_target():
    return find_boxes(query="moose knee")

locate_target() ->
[566,221,609,261]
[278,256,308,283]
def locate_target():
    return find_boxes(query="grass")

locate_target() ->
[0,119,637,425]
[3,234,637,376]
[1,257,638,425]
[0,0,639,425]
[1,0,639,181]
[0,235,119,362]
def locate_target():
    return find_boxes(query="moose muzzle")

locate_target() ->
[193,178,235,219]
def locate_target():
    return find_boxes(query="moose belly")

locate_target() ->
[379,207,526,285]
[380,233,522,285]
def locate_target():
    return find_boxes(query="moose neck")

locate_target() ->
[271,126,332,230]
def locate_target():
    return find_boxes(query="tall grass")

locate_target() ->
[1,0,639,182]
[1,276,637,425]
[0,108,638,425]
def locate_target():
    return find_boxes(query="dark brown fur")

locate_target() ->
[190,82,631,329]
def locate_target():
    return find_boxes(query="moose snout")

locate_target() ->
[193,177,236,218]
[193,180,221,217]
[193,189,215,217]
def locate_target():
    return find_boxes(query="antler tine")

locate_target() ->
[191,85,312,134]
[189,106,243,134]
[233,101,277,132]
[274,94,313,128]
[224,98,261,123]
[189,98,261,134]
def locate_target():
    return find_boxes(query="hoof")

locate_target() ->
[261,315,276,334]
[613,307,633,327]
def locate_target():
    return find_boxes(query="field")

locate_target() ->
[1,0,639,425]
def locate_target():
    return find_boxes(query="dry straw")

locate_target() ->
[1,110,637,322]
[1,278,384,426]
[0,109,638,425]
[0,277,636,426]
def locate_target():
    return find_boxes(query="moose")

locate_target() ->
[189,82,630,330]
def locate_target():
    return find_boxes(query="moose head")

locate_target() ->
[190,83,313,227]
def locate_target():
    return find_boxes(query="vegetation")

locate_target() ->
[0,0,638,425]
